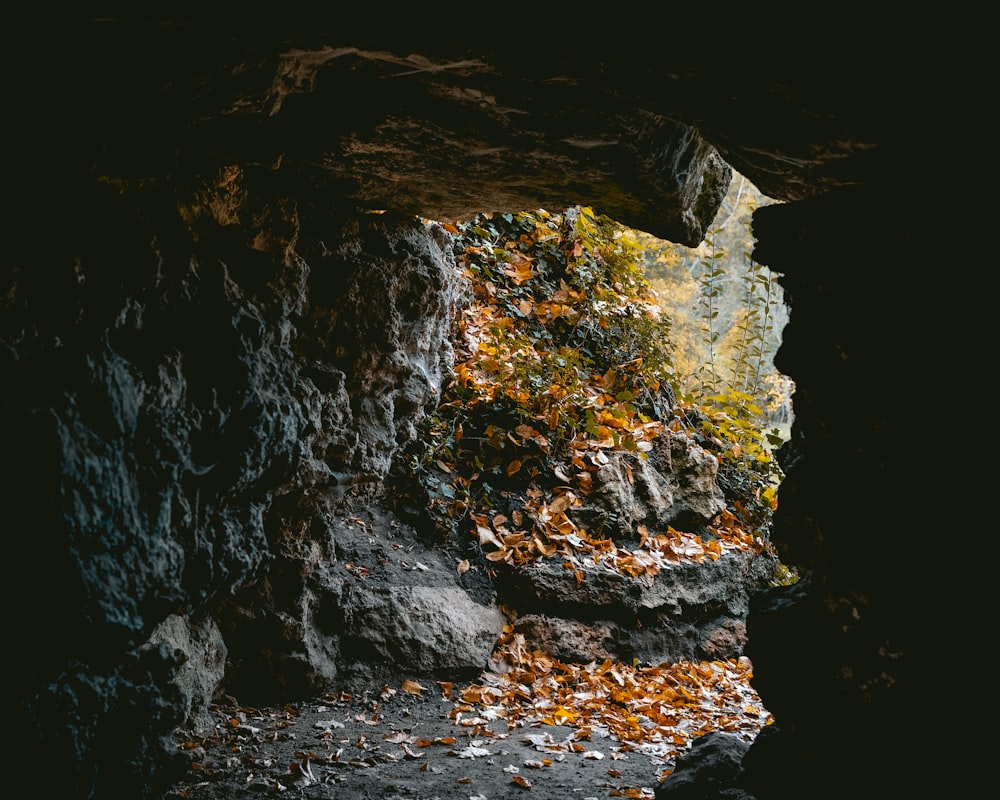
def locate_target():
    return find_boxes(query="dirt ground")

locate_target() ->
[164,685,697,800]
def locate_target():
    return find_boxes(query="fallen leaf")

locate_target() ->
[401,679,425,695]
[401,744,424,759]
[456,745,492,759]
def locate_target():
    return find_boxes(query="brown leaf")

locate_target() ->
[548,494,571,513]
[401,679,425,695]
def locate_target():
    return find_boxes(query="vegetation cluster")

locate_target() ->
[395,200,793,585]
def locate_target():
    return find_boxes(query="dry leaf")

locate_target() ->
[401,744,424,759]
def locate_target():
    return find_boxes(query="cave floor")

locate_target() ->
[166,686,708,800]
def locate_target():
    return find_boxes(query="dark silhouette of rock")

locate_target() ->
[656,732,754,800]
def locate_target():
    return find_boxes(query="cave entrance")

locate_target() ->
[377,174,795,774]
[631,172,793,444]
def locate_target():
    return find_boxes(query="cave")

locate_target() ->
[3,13,964,800]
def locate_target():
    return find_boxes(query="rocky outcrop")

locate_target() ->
[506,545,775,666]
[4,15,952,800]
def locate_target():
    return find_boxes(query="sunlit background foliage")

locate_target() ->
[395,184,795,586]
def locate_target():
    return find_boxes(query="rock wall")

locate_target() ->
[2,195,465,796]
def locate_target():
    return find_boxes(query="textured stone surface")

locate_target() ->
[503,548,776,665]
[147,613,227,736]
[589,429,728,535]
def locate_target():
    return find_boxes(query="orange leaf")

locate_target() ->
[507,460,522,476]
[512,775,533,789]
